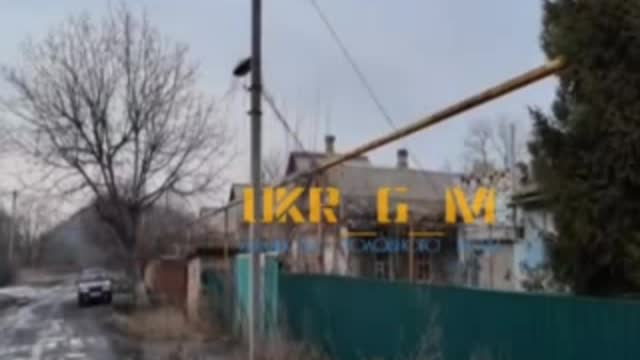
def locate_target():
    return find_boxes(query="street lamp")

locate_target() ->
[232,1,263,358]
[233,57,252,78]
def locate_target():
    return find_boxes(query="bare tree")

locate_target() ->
[439,158,455,173]
[261,148,286,184]
[136,203,195,263]
[0,121,8,154]
[15,196,54,266]
[2,6,232,274]
[0,208,13,253]
[462,118,526,174]
[464,122,494,172]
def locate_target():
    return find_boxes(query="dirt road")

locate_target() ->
[0,273,234,360]
[0,281,141,360]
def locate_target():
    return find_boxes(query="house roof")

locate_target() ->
[226,150,460,220]
[327,162,458,200]
[285,151,369,175]
[327,163,460,217]
[186,245,241,260]
[510,182,546,206]
[228,182,249,202]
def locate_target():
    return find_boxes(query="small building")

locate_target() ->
[143,256,188,307]
[510,183,555,291]
[456,170,518,291]
[456,168,557,292]
[186,246,239,322]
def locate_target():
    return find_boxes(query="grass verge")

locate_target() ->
[226,333,330,360]
[110,305,217,341]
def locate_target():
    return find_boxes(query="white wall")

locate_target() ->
[513,207,554,290]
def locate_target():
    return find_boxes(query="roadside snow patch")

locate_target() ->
[0,285,65,300]
[0,286,45,299]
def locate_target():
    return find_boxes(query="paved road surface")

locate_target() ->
[0,282,141,360]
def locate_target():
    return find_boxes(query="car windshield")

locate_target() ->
[80,269,107,280]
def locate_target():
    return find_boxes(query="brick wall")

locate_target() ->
[144,258,188,306]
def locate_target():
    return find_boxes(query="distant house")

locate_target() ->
[39,204,126,270]
[40,201,203,271]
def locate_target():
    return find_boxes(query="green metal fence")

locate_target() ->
[203,254,280,338]
[279,274,640,360]
[202,269,236,333]
[263,254,280,336]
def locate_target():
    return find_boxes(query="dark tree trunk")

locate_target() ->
[94,198,149,305]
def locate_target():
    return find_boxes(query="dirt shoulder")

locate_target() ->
[106,304,235,359]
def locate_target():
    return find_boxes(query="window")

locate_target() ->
[416,254,431,282]
[504,268,512,281]
[374,253,388,279]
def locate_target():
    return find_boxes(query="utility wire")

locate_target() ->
[261,88,324,225]
[187,1,450,230]
[262,89,307,152]
[179,1,447,235]
[309,0,396,130]
[308,0,443,195]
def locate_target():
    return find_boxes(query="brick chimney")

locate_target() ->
[397,148,409,168]
[325,134,336,154]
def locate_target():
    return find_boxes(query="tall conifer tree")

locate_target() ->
[530,0,640,295]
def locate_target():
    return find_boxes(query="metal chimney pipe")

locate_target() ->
[397,148,409,168]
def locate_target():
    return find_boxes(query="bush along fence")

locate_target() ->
[205,257,640,360]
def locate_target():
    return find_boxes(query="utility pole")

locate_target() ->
[248,0,263,358]
[224,207,230,269]
[509,123,517,239]
[8,190,18,265]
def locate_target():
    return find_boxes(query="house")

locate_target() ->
[39,204,128,271]
[227,181,303,244]
[40,201,203,271]
[143,256,188,306]
[224,135,461,284]
[510,182,555,291]
[456,170,518,291]
[141,244,239,320]
[455,162,558,292]
[186,246,240,322]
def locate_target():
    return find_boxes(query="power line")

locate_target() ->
[262,89,307,152]
[308,0,398,131]
[244,84,307,153]
[262,86,378,219]
[308,0,443,191]
[169,57,565,235]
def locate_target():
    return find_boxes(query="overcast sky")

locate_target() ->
[0,0,556,215]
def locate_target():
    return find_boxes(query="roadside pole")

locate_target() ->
[248,0,263,358]
[8,190,17,265]
[509,123,517,239]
